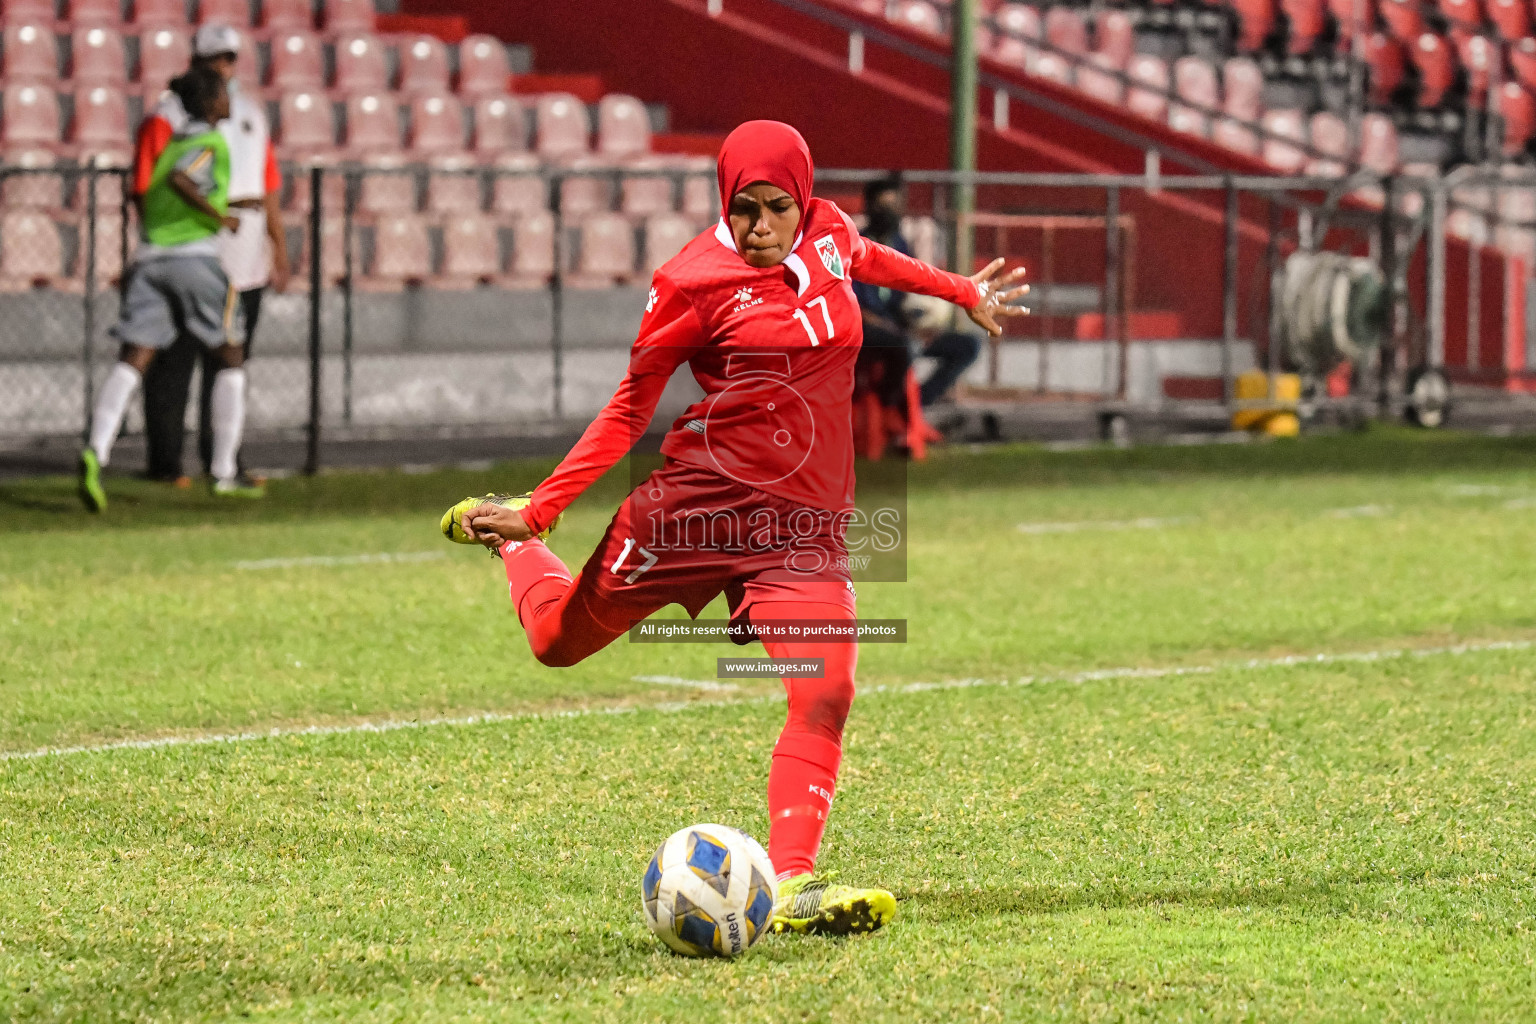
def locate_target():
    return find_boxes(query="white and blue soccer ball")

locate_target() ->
[641,823,777,958]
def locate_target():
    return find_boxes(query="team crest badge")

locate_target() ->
[815,236,844,280]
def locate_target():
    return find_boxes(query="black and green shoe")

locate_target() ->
[770,873,897,936]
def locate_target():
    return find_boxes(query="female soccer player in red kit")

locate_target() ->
[442,121,1027,936]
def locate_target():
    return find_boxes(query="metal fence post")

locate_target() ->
[342,167,355,425]
[1378,176,1397,414]
[81,166,99,440]
[551,166,565,421]
[1427,179,1447,370]
[1221,177,1239,408]
[305,164,323,475]
[1104,185,1123,399]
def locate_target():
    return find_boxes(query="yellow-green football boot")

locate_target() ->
[770,873,896,936]
[440,492,561,545]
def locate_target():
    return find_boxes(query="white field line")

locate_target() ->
[1324,504,1392,518]
[3,638,1530,764]
[1016,516,1195,535]
[233,551,447,571]
[631,675,740,693]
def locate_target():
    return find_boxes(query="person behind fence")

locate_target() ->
[137,23,287,487]
[77,67,260,513]
[853,178,984,412]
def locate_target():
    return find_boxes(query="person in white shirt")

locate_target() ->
[136,24,290,487]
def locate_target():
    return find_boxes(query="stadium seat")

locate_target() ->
[363,213,430,290]
[0,210,64,292]
[342,90,399,153]
[533,92,589,157]
[137,25,188,96]
[489,152,546,215]
[1326,0,1376,46]
[355,157,415,215]
[262,0,312,29]
[0,148,62,209]
[569,211,636,286]
[505,209,554,287]
[71,160,123,212]
[1363,32,1406,104]
[1512,37,1536,91]
[472,93,526,155]
[1379,0,1425,41]
[597,93,650,158]
[198,0,250,24]
[1410,32,1455,107]
[79,211,127,282]
[1498,80,1536,154]
[436,212,502,288]
[70,25,128,84]
[679,155,715,218]
[1451,29,1494,105]
[1213,116,1262,154]
[332,32,388,93]
[1126,54,1170,120]
[2,83,59,147]
[1305,110,1350,173]
[71,84,130,160]
[408,91,464,155]
[558,154,612,216]
[276,88,336,157]
[458,34,511,97]
[620,154,676,216]
[1093,9,1135,65]
[1231,0,1276,50]
[2,0,57,24]
[1032,50,1073,84]
[642,213,696,275]
[282,212,346,287]
[71,0,128,24]
[267,30,324,90]
[1170,57,1219,135]
[324,0,374,32]
[1260,108,1308,171]
[1043,6,1089,54]
[1357,111,1400,171]
[280,166,345,212]
[1075,51,1125,105]
[1487,0,1530,39]
[1435,0,1483,29]
[1222,56,1264,120]
[397,33,450,93]
[891,0,944,35]
[133,0,189,24]
[424,160,481,214]
[1281,0,1326,52]
[989,3,1041,69]
[3,23,58,82]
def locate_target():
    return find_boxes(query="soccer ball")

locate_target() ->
[641,823,777,957]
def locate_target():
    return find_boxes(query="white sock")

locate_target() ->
[209,367,247,482]
[89,362,141,467]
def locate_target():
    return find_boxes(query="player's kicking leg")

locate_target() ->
[80,343,157,512]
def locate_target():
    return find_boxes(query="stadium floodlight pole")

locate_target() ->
[949,0,978,278]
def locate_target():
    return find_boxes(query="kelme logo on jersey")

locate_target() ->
[815,236,844,280]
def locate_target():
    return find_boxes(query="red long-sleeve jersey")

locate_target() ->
[521,198,981,535]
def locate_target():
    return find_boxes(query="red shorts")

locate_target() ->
[569,460,857,633]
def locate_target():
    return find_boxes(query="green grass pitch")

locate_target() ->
[2,429,1535,1021]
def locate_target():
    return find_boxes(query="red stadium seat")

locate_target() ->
[1126,54,1170,120]
[1032,50,1073,84]
[1231,0,1276,49]
[364,213,430,290]
[472,93,526,155]
[2,0,57,24]
[1513,36,1536,91]
[132,0,188,24]
[72,84,129,158]
[1357,111,1400,171]
[408,91,465,155]
[262,0,312,29]
[558,154,612,216]
[332,32,388,93]
[679,155,715,218]
[1452,29,1495,105]
[458,34,510,97]
[276,88,335,156]
[1222,56,1264,119]
[71,0,128,24]
[1043,6,1088,53]
[343,90,399,153]
[2,83,58,146]
[1171,57,1219,134]
[1487,0,1530,38]
[71,159,123,210]
[1364,31,1406,103]
[424,161,480,214]
[267,30,324,90]
[0,210,64,292]
[1306,110,1350,173]
[137,25,190,96]
[569,211,636,286]
[1379,0,1425,41]
[1075,51,1125,105]
[597,93,650,157]
[1260,108,1308,171]
[323,0,374,32]
[3,23,59,82]
[437,213,502,288]
[505,209,554,287]
[533,92,589,158]
[620,154,675,216]
[1327,0,1377,46]
[1213,116,1262,154]
[642,213,697,275]
[198,0,250,24]
[1281,0,1326,52]
[1093,9,1134,64]
[1168,103,1210,135]
[0,148,62,209]
[891,0,944,35]
[1499,80,1536,153]
[397,33,450,93]
[1436,0,1484,29]
[1410,32,1455,106]
[355,157,414,215]
[71,25,128,83]
[489,152,545,215]
[989,3,1041,69]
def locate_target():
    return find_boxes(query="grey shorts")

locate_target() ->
[112,254,244,350]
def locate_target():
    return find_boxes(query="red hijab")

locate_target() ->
[715,120,815,220]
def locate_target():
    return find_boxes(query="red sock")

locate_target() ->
[500,539,628,667]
